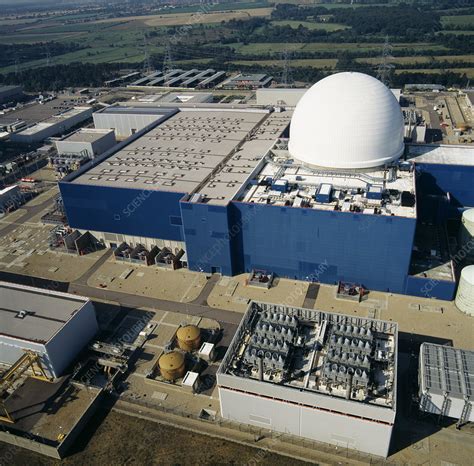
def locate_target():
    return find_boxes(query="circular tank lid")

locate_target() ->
[177,325,201,341]
[460,265,474,285]
[159,351,185,370]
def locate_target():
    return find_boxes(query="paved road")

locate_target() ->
[0,193,57,236]
[75,248,114,285]
[303,283,320,309]
[191,273,220,306]
[69,282,243,326]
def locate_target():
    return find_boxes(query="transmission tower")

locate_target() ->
[162,44,174,76]
[376,35,394,87]
[143,35,151,74]
[280,49,293,87]
[45,44,52,67]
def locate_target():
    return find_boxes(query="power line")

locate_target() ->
[280,49,293,87]
[376,35,394,87]
[162,44,174,76]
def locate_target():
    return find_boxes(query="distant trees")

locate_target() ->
[0,63,128,91]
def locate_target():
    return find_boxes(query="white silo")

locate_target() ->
[459,209,474,258]
[455,265,474,316]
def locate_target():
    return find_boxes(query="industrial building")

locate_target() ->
[0,85,23,104]
[93,106,176,138]
[59,72,474,301]
[51,128,117,178]
[217,301,398,457]
[129,69,226,89]
[55,128,116,158]
[0,281,98,378]
[222,73,273,90]
[10,107,93,144]
[418,343,473,427]
[0,185,21,214]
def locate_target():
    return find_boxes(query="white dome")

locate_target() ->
[288,72,405,169]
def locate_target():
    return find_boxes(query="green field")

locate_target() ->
[396,68,474,78]
[234,58,338,68]
[441,15,474,28]
[270,20,349,31]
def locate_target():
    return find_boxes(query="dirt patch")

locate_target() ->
[0,409,310,465]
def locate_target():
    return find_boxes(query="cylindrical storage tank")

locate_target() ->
[455,265,474,316]
[176,325,201,351]
[159,351,185,381]
[459,209,474,258]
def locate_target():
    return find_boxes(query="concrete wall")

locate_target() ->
[56,130,116,158]
[0,302,97,378]
[256,88,307,107]
[45,301,98,377]
[0,336,47,371]
[420,392,474,422]
[219,388,393,457]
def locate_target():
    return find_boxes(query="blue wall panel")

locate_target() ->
[416,163,474,208]
[228,202,417,294]
[180,201,233,275]
[59,182,185,241]
[405,275,456,301]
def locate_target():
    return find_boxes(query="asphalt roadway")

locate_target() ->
[0,190,57,236]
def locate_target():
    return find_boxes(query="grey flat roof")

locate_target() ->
[0,282,89,344]
[73,108,278,198]
[99,106,168,116]
[420,343,473,399]
[62,128,113,143]
[408,144,474,166]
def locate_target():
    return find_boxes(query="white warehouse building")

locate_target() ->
[217,301,398,458]
[11,107,93,144]
[0,282,98,378]
[93,106,171,138]
[55,128,116,158]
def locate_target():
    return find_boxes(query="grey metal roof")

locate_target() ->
[0,282,88,344]
[420,343,474,399]
[72,108,283,202]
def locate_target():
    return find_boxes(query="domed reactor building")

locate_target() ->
[60,72,474,300]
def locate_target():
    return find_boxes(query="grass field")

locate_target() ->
[270,20,349,31]
[232,42,449,55]
[396,68,474,78]
[91,8,273,27]
[234,58,338,68]
[358,55,474,65]
[441,15,474,28]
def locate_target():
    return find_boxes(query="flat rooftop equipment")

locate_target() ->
[238,138,417,218]
[218,300,398,457]
[419,343,473,425]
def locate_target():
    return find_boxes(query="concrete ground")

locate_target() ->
[207,274,309,312]
[87,258,208,303]
[100,304,222,423]
[0,220,109,282]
